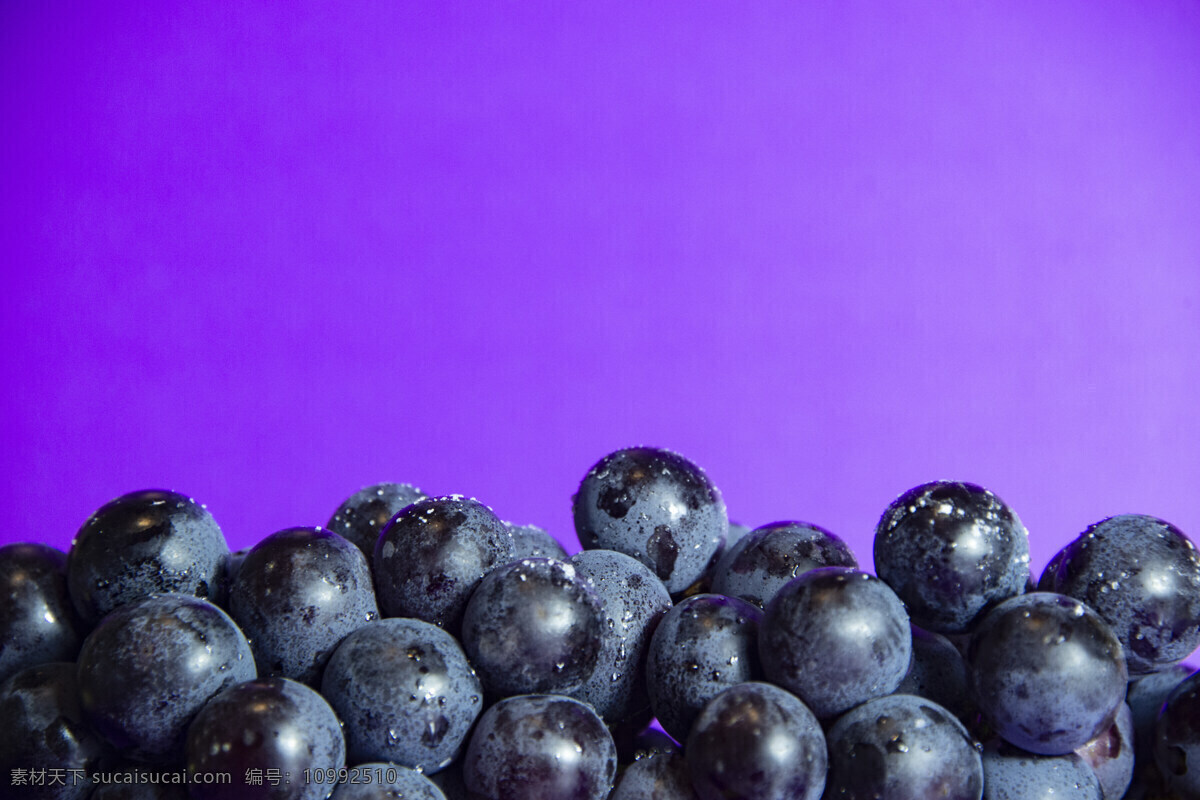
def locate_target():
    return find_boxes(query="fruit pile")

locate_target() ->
[2,446,1199,799]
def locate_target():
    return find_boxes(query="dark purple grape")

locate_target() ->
[980,740,1102,799]
[67,490,229,624]
[373,496,514,631]
[710,520,857,608]
[686,682,826,800]
[896,624,974,723]
[0,544,84,684]
[645,593,761,741]
[759,568,910,719]
[228,526,378,685]
[825,694,981,800]
[967,593,1128,755]
[331,764,446,800]
[611,752,700,800]
[507,522,569,560]
[1074,702,1133,800]
[461,557,602,697]
[320,617,482,773]
[0,662,109,800]
[874,481,1030,634]
[184,677,345,800]
[1154,667,1200,797]
[76,594,255,762]
[1127,664,1191,768]
[463,694,617,800]
[1039,514,1200,675]
[326,482,427,563]
[573,447,727,595]
[567,549,672,725]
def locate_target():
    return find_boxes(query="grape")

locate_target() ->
[0,543,84,685]
[184,677,345,800]
[373,496,515,632]
[461,557,603,697]
[1127,664,1191,767]
[320,618,482,773]
[709,521,857,609]
[573,447,727,595]
[76,593,254,762]
[0,662,108,800]
[980,740,1102,800]
[611,752,700,799]
[463,694,617,800]
[874,481,1030,634]
[895,624,974,723]
[1154,667,1200,797]
[825,694,982,800]
[645,593,762,741]
[1074,701,1133,800]
[686,682,826,800]
[331,764,446,800]
[67,490,229,624]
[1039,514,1200,675]
[507,522,569,560]
[567,549,672,725]
[228,527,378,685]
[759,567,910,718]
[326,482,427,563]
[967,593,1127,755]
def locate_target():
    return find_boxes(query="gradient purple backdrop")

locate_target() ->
[2,2,1198,586]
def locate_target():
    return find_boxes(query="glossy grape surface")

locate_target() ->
[76,593,255,762]
[67,490,229,624]
[573,447,727,595]
[373,496,515,631]
[1039,514,1200,675]
[326,482,427,563]
[463,694,617,800]
[710,521,857,609]
[508,522,569,560]
[968,593,1127,755]
[874,481,1030,634]
[229,527,378,685]
[896,624,973,722]
[611,752,699,800]
[0,544,84,685]
[980,741,1102,800]
[760,568,910,718]
[1074,701,1133,800]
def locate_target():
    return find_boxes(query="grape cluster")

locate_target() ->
[1,453,1198,799]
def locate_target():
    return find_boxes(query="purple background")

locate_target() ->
[2,2,1198,583]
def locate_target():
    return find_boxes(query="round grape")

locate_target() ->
[0,544,84,685]
[327,482,427,563]
[710,520,857,609]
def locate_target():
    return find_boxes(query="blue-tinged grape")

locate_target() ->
[645,593,761,741]
[980,740,1102,800]
[0,662,108,800]
[331,764,446,800]
[967,593,1127,755]
[327,482,427,563]
[1039,514,1200,675]
[1074,702,1133,800]
[1127,664,1191,768]
[228,526,378,685]
[463,694,617,800]
[573,447,727,595]
[67,490,229,624]
[0,544,84,685]
[507,522,569,560]
[896,624,974,723]
[567,549,672,725]
[611,752,700,800]
[710,521,856,609]
[76,594,255,762]
[825,694,981,800]
[686,682,826,800]
[461,558,602,697]
[1154,668,1200,797]
[320,618,482,773]
[759,568,910,719]
[373,496,514,632]
[185,678,344,800]
[874,481,1030,634]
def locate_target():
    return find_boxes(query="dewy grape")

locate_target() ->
[1,445,1198,800]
